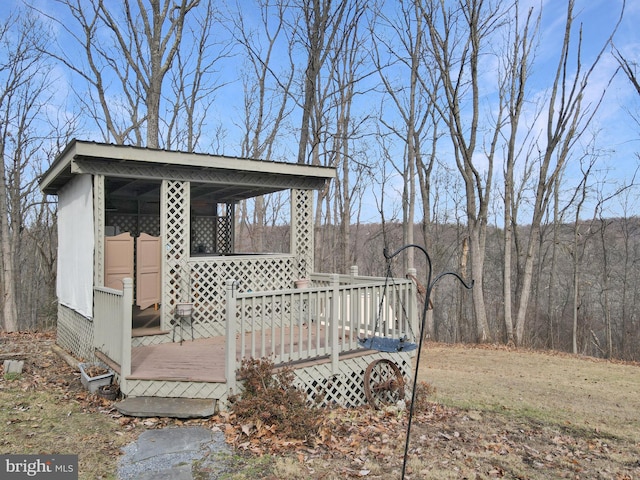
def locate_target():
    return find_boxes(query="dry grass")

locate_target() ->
[421,343,640,442]
[0,332,138,479]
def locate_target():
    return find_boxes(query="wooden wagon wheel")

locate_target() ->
[364,359,405,409]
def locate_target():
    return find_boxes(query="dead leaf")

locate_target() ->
[241,422,254,436]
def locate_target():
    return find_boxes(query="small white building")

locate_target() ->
[41,140,418,411]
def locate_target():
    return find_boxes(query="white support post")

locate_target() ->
[330,273,340,374]
[120,278,133,394]
[291,189,314,278]
[350,265,358,283]
[225,279,237,396]
[93,174,105,287]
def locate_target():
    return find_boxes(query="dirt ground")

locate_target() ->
[1,332,639,479]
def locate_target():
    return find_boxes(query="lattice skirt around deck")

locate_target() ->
[292,351,414,408]
[124,379,229,407]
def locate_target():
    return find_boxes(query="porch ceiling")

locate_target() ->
[103,170,292,204]
[40,140,336,201]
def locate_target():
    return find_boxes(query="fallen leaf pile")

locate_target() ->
[83,364,110,377]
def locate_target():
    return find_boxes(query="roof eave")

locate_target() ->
[39,140,336,196]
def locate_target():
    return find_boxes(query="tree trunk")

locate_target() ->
[572,247,579,354]
[0,137,17,331]
[469,221,489,342]
[514,224,539,345]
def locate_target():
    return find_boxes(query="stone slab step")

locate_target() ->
[115,397,216,419]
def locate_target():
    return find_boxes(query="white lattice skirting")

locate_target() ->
[125,379,229,405]
[294,351,413,408]
[57,304,96,362]
[208,351,414,410]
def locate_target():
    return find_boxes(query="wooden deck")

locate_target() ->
[122,324,362,384]
[129,336,226,383]
[122,304,335,384]
[90,268,417,406]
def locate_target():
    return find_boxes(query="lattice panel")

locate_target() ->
[56,304,95,362]
[139,215,160,236]
[125,379,227,402]
[292,189,313,278]
[192,216,215,253]
[293,352,414,408]
[132,333,173,348]
[186,255,296,338]
[105,213,160,237]
[162,180,190,328]
[216,215,232,253]
[106,214,135,235]
[191,216,231,254]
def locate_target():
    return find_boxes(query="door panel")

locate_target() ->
[104,233,134,291]
[136,233,161,309]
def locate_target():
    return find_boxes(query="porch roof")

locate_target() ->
[40,140,336,202]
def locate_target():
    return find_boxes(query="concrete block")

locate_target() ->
[3,360,24,374]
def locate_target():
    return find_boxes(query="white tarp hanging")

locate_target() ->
[57,174,94,318]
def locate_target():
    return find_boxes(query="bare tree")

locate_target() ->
[422,0,511,342]
[500,4,539,345]
[613,45,640,96]
[165,0,232,152]
[592,167,638,357]
[288,0,371,272]
[611,33,640,360]
[511,0,623,346]
[326,0,371,272]
[0,10,55,331]
[293,0,349,167]
[42,0,201,148]
[615,190,640,359]
[228,0,296,251]
[569,157,595,354]
[371,0,440,273]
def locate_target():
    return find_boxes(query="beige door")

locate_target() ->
[136,233,161,309]
[104,232,134,291]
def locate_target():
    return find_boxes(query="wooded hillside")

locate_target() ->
[314,219,640,361]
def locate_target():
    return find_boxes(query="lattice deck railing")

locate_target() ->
[224,274,417,394]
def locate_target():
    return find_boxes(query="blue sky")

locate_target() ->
[533,0,639,218]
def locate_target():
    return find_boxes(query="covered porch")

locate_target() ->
[41,141,418,410]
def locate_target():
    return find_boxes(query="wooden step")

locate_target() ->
[132,327,170,338]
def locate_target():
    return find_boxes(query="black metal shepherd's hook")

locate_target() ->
[382,244,474,480]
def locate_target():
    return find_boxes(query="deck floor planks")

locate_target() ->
[129,336,226,383]
[127,324,363,384]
